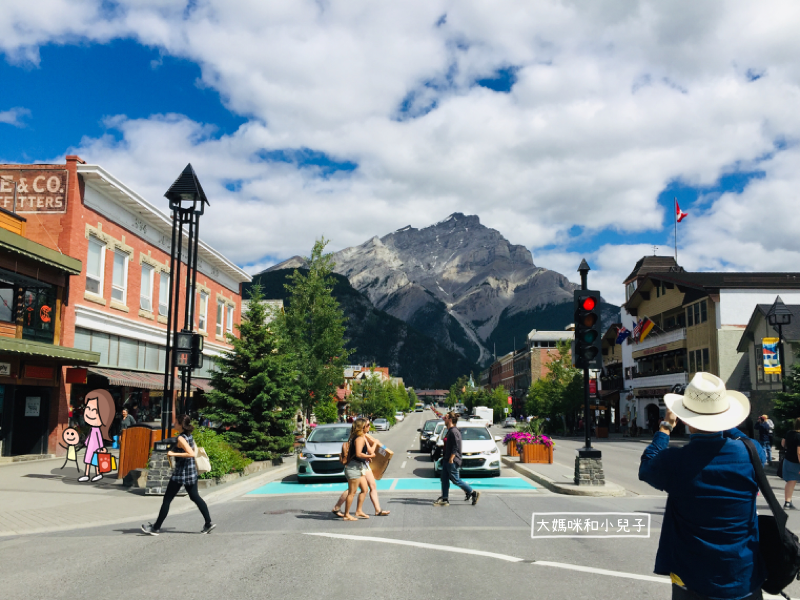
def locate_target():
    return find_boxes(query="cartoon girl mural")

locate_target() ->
[79,389,116,482]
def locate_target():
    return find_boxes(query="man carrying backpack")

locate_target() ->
[756,414,774,466]
[639,373,767,599]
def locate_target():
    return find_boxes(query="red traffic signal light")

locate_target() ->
[573,289,602,369]
[581,297,596,311]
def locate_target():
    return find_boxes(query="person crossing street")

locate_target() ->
[433,412,480,507]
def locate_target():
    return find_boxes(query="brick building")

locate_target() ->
[0,157,250,456]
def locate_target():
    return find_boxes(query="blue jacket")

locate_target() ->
[639,429,767,600]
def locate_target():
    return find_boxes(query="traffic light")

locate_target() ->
[174,331,204,369]
[573,290,602,369]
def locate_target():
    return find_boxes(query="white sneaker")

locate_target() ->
[91,474,103,482]
[77,476,89,482]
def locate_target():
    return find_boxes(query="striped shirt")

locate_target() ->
[171,433,198,485]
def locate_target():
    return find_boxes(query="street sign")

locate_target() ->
[508,396,512,404]
[589,380,597,394]
[504,408,509,413]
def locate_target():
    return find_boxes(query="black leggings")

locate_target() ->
[154,479,211,529]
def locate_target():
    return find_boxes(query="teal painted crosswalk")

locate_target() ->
[247,477,536,495]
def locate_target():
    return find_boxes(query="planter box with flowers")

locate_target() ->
[503,432,554,463]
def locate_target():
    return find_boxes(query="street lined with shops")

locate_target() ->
[2,409,798,600]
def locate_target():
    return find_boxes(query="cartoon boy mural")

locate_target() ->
[79,389,116,483]
[59,427,83,472]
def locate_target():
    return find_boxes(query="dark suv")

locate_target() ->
[418,419,443,452]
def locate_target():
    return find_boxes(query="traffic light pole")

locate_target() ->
[575,259,603,486]
[580,265,592,452]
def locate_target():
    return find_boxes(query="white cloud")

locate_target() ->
[0,107,31,127]
[5,0,800,303]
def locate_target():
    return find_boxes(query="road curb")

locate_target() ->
[501,456,626,497]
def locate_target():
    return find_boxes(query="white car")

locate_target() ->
[428,421,447,461]
[433,423,501,477]
[394,412,405,422]
[373,418,390,431]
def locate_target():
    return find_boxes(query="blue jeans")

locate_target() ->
[441,461,473,500]
[761,440,772,463]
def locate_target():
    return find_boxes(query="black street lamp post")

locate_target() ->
[767,295,792,393]
[160,164,209,439]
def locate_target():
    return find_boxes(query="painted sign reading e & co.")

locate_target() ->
[0,169,69,214]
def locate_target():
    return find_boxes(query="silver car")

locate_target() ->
[296,424,351,482]
[373,418,390,431]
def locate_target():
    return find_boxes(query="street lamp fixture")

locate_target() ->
[767,295,792,392]
[160,164,209,439]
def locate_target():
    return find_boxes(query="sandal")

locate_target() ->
[375,510,390,516]
[332,509,344,518]
[355,513,370,519]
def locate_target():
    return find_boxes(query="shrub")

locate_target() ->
[193,426,252,480]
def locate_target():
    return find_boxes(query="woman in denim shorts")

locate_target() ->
[342,418,374,521]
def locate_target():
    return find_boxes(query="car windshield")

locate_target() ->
[307,427,350,443]
[423,420,439,432]
[459,427,492,441]
[434,423,445,435]
[374,419,387,424]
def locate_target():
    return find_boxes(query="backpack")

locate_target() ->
[339,441,349,464]
[741,438,800,595]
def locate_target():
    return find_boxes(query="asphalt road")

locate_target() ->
[2,409,799,600]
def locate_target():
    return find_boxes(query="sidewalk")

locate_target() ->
[0,455,294,537]
[501,455,626,497]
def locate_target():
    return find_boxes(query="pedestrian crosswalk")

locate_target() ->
[247,476,537,495]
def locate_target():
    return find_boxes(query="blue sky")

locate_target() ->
[2,2,799,304]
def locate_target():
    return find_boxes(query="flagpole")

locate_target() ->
[674,197,678,264]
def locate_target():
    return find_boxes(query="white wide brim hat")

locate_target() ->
[663,372,750,432]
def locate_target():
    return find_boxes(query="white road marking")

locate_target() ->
[304,532,790,598]
[305,533,523,562]
[389,479,399,491]
[400,461,407,469]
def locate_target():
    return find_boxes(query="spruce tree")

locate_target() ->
[204,285,300,460]
[282,238,353,432]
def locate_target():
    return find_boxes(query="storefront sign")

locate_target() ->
[0,362,10,376]
[24,396,40,417]
[25,364,54,380]
[66,367,87,384]
[633,339,687,359]
[589,380,597,394]
[0,169,68,214]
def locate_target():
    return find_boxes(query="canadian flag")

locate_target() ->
[675,198,688,223]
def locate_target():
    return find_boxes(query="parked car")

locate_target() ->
[428,421,447,461]
[394,411,405,422]
[433,423,501,477]
[418,418,443,452]
[296,423,351,482]
[373,418,390,431]
[503,417,517,428]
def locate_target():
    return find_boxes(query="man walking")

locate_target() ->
[755,414,774,465]
[434,412,480,507]
[639,373,766,599]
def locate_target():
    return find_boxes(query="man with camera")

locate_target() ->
[639,373,766,599]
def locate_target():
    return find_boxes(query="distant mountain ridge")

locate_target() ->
[268,213,619,365]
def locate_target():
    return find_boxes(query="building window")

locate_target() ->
[702,348,710,372]
[111,250,128,303]
[226,304,234,333]
[216,300,224,336]
[198,291,208,331]
[86,236,105,295]
[700,300,707,323]
[0,283,14,322]
[140,264,154,312]
[158,272,170,316]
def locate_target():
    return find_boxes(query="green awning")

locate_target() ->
[0,227,82,275]
[0,337,100,365]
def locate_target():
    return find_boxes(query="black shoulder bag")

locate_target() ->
[741,437,800,596]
